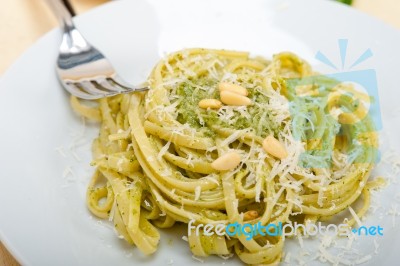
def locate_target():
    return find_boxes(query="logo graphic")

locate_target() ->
[286,39,382,168]
[188,220,384,240]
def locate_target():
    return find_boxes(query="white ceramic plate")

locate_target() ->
[1,0,400,265]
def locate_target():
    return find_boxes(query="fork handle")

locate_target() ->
[46,0,90,50]
[45,0,76,31]
[61,0,76,17]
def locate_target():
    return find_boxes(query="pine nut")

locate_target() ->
[243,210,259,221]
[219,82,248,96]
[198,99,222,109]
[262,135,288,159]
[211,151,241,171]
[220,91,252,106]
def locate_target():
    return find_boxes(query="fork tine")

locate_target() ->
[110,76,149,92]
[79,81,111,95]
[97,78,148,94]
[110,76,132,89]
[65,82,104,100]
[95,79,125,93]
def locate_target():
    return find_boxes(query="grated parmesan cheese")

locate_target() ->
[192,255,204,263]
[348,206,362,227]
[55,146,67,157]
[373,239,379,255]
[194,186,201,201]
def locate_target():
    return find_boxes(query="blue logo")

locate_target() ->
[286,39,381,168]
[351,225,384,236]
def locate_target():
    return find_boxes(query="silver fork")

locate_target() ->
[46,0,148,100]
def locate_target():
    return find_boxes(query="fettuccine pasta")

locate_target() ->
[71,48,379,265]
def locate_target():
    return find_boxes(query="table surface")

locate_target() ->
[0,0,399,265]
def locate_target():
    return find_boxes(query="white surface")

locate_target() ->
[1,0,400,265]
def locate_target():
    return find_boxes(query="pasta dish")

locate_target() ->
[71,48,380,265]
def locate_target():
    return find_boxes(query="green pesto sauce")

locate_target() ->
[174,78,281,138]
[175,78,218,129]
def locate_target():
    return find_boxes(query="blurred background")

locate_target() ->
[0,0,399,265]
[0,0,399,75]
